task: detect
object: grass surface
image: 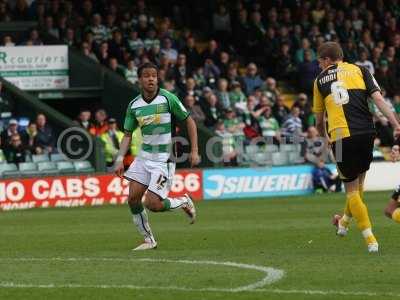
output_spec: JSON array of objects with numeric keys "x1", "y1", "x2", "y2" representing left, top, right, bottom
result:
[{"x1": 1, "y1": 191, "x2": 400, "y2": 300}]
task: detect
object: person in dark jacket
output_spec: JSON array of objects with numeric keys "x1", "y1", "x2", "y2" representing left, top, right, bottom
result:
[{"x1": 35, "y1": 113, "x2": 55, "y2": 154}]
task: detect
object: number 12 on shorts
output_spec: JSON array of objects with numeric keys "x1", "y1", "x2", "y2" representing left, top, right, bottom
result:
[{"x1": 156, "y1": 175, "x2": 168, "y2": 189}]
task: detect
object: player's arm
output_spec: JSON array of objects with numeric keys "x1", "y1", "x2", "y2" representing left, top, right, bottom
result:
[
  {"x1": 371, "y1": 91, "x2": 400, "y2": 138},
  {"x1": 185, "y1": 116, "x2": 200, "y2": 167}
]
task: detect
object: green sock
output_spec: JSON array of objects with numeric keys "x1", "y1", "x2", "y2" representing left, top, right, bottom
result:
[
  {"x1": 161, "y1": 199, "x2": 171, "y2": 211},
  {"x1": 129, "y1": 202, "x2": 144, "y2": 215}
]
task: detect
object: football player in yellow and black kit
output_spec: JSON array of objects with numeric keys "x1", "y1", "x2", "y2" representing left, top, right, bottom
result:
[
  {"x1": 384, "y1": 142, "x2": 400, "y2": 222},
  {"x1": 313, "y1": 42, "x2": 400, "y2": 253}
]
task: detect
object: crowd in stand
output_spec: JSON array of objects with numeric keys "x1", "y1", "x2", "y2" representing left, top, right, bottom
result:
[{"x1": 1, "y1": 0, "x2": 400, "y2": 173}]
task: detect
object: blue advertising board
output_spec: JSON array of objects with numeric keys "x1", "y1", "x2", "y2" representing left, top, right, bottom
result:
[{"x1": 203, "y1": 165, "x2": 336, "y2": 200}]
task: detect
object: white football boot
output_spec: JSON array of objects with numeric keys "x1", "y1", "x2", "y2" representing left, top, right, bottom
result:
[
  {"x1": 332, "y1": 214, "x2": 348, "y2": 237},
  {"x1": 182, "y1": 194, "x2": 196, "y2": 224},
  {"x1": 367, "y1": 243, "x2": 379, "y2": 253},
  {"x1": 133, "y1": 236, "x2": 157, "y2": 251}
]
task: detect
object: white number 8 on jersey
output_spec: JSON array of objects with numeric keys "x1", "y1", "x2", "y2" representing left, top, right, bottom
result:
[{"x1": 331, "y1": 81, "x2": 349, "y2": 105}]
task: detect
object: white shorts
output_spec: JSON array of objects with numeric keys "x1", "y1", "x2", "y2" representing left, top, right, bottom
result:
[{"x1": 124, "y1": 157, "x2": 175, "y2": 199}]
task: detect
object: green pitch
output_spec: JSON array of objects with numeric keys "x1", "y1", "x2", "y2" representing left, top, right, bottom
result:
[{"x1": 1, "y1": 191, "x2": 400, "y2": 300}]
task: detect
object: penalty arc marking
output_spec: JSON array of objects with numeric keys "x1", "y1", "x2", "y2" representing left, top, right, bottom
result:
[{"x1": 0, "y1": 257, "x2": 284, "y2": 292}]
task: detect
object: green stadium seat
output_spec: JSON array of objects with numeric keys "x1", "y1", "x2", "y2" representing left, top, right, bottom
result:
[
  {"x1": 73, "y1": 160, "x2": 95, "y2": 173},
  {"x1": 56, "y1": 161, "x2": 75, "y2": 174},
  {"x1": 254, "y1": 152, "x2": 272, "y2": 165},
  {"x1": 32, "y1": 154, "x2": 49, "y2": 163},
  {"x1": 37, "y1": 162, "x2": 58, "y2": 175},
  {"x1": 265, "y1": 144, "x2": 279, "y2": 153},
  {"x1": 245, "y1": 144, "x2": 259, "y2": 154},
  {"x1": 280, "y1": 144, "x2": 298, "y2": 152},
  {"x1": 271, "y1": 152, "x2": 289, "y2": 166},
  {"x1": 0, "y1": 163, "x2": 18, "y2": 177},
  {"x1": 50, "y1": 153, "x2": 65, "y2": 162},
  {"x1": 18, "y1": 162, "x2": 39, "y2": 176}
]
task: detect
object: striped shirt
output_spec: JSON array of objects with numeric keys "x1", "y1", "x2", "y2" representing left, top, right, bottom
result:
[
  {"x1": 124, "y1": 88, "x2": 189, "y2": 162},
  {"x1": 281, "y1": 115, "x2": 303, "y2": 137}
]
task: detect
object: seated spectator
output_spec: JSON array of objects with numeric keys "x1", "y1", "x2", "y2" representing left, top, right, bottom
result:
[
  {"x1": 2, "y1": 35, "x2": 15, "y2": 47},
  {"x1": 1, "y1": 119, "x2": 20, "y2": 147},
  {"x1": 215, "y1": 78, "x2": 231, "y2": 109},
  {"x1": 257, "y1": 105, "x2": 280, "y2": 144},
  {"x1": 298, "y1": 50, "x2": 320, "y2": 94},
  {"x1": 274, "y1": 43, "x2": 295, "y2": 80},
  {"x1": 343, "y1": 39, "x2": 359, "y2": 63},
  {"x1": 393, "y1": 94, "x2": 400, "y2": 117},
  {"x1": 217, "y1": 51, "x2": 230, "y2": 78},
  {"x1": 272, "y1": 95, "x2": 290, "y2": 125},
  {"x1": 161, "y1": 38, "x2": 178, "y2": 64},
  {"x1": 181, "y1": 36, "x2": 201, "y2": 69},
  {"x1": 168, "y1": 53, "x2": 191, "y2": 90},
  {"x1": 203, "y1": 59, "x2": 221, "y2": 88},
  {"x1": 229, "y1": 81, "x2": 246, "y2": 111},
  {"x1": 124, "y1": 59, "x2": 139, "y2": 85},
  {"x1": 126, "y1": 29, "x2": 144, "y2": 56},
  {"x1": 201, "y1": 40, "x2": 220, "y2": 64},
  {"x1": 215, "y1": 121, "x2": 238, "y2": 166},
  {"x1": 44, "y1": 15, "x2": 59, "y2": 39},
  {"x1": 20, "y1": 121, "x2": 38, "y2": 155},
  {"x1": 223, "y1": 108, "x2": 245, "y2": 143},
  {"x1": 281, "y1": 106, "x2": 304, "y2": 143},
  {"x1": 88, "y1": 14, "x2": 108, "y2": 45},
  {"x1": 0, "y1": 81, "x2": 12, "y2": 114},
  {"x1": 97, "y1": 41, "x2": 110, "y2": 66},
  {"x1": 293, "y1": 93, "x2": 312, "y2": 130},
  {"x1": 242, "y1": 63, "x2": 263, "y2": 95},
  {"x1": 201, "y1": 93, "x2": 222, "y2": 128},
  {"x1": 35, "y1": 113, "x2": 55, "y2": 154},
  {"x1": 355, "y1": 50, "x2": 375, "y2": 74},
  {"x1": 75, "y1": 109, "x2": 93, "y2": 131},
  {"x1": 143, "y1": 28, "x2": 160, "y2": 51},
  {"x1": 261, "y1": 77, "x2": 280, "y2": 104},
  {"x1": 305, "y1": 126, "x2": 329, "y2": 165},
  {"x1": 108, "y1": 57, "x2": 124, "y2": 77},
  {"x1": 193, "y1": 67, "x2": 207, "y2": 90},
  {"x1": 90, "y1": 109, "x2": 109, "y2": 136},
  {"x1": 0, "y1": 137, "x2": 5, "y2": 163},
  {"x1": 100, "y1": 118, "x2": 124, "y2": 170},
  {"x1": 295, "y1": 38, "x2": 316, "y2": 64},
  {"x1": 4, "y1": 133, "x2": 26, "y2": 164},
  {"x1": 26, "y1": 28, "x2": 42, "y2": 46},
  {"x1": 374, "y1": 60, "x2": 398, "y2": 96},
  {"x1": 182, "y1": 77, "x2": 200, "y2": 100},
  {"x1": 312, "y1": 160, "x2": 341, "y2": 193},
  {"x1": 81, "y1": 42, "x2": 99, "y2": 62},
  {"x1": 184, "y1": 95, "x2": 205, "y2": 124},
  {"x1": 108, "y1": 30, "x2": 125, "y2": 64},
  {"x1": 212, "y1": 4, "x2": 231, "y2": 43}
]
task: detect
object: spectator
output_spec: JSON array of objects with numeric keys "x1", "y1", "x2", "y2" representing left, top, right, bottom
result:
[
  {"x1": 295, "y1": 38, "x2": 316, "y2": 64},
  {"x1": 75, "y1": 109, "x2": 93, "y2": 131},
  {"x1": 343, "y1": 39, "x2": 359, "y2": 63},
  {"x1": 305, "y1": 126, "x2": 328, "y2": 165},
  {"x1": 126, "y1": 30, "x2": 144, "y2": 56},
  {"x1": 90, "y1": 109, "x2": 108, "y2": 136},
  {"x1": 242, "y1": 63, "x2": 263, "y2": 95},
  {"x1": 215, "y1": 78, "x2": 231, "y2": 109},
  {"x1": 355, "y1": 50, "x2": 375, "y2": 75},
  {"x1": 312, "y1": 160, "x2": 341, "y2": 193},
  {"x1": 26, "y1": 28, "x2": 42, "y2": 46},
  {"x1": 13, "y1": 0, "x2": 29, "y2": 21},
  {"x1": 81, "y1": 42, "x2": 99, "y2": 63},
  {"x1": 261, "y1": 77, "x2": 280, "y2": 104},
  {"x1": 272, "y1": 95, "x2": 290, "y2": 125},
  {"x1": 44, "y1": 15, "x2": 59, "y2": 39},
  {"x1": 212, "y1": 4, "x2": 231, "y2": 43},
  {"x1": 293, "y1": 93, "x2": 312, "y2": 130},
  {"x1": 97, "y1": 41, "x2": 110, "y2": 66},
  {"x1": 88, "y1": 14, "x2": 107, "y2": 45},
  {"x1": 184, "y1": 94, "x2": 205, "y2": 124},
  {"x1": 223, "y1": 108, "x2": 245, "y2": 143},
  {"x1": 124, "y1": 59, "x2": 139, "y2": 85},
  {"x1": 281, "y1": 106, "x2": 303, "y2": 143},
  {"x1": 63, "y1": 27, "x2": 77, "y2": 47},
  {"x1": 100, "y1": 118, "x2": 124, "y2": 170},
  {"x1": 374, "y1": 60, "x2": 397, "y2": 96},
  {"x1": 182, "y1": 36, "x2": 201, "y2": 68},
  {"x1": 1, "y1": 119, "x2": 20, "y2": 147},
  {"x1": 298, "y1": 50, "x2": 320, "y2": 94},
  {"x1": 274, "y1": 43, "x2": 295, "y2": 80},
  {"x1": 20, "y1": 121, "x2": 38, "y2": 154},
  {"x1": 161, "y1": 38, "x2": 178, "y2": 64},
  {"x1": 203, "y1": 58, "x2": 221, "y2": 88},
  {"x1": 201, "y1": 40, "x2": 220, "y2": 64},
  {"x1": 168, "y1": 53, "x2": 191, "y2": 90},
  {"x1": 108, "y1": 30, "x2": 125, "y2": 64},
  {"x1": 201, "y1": 93, "x2": 222, "y2": 128},
  {"x1": 2, "y1": 35, "x2": 15, "y2": 47},
  {"x1": 0, "y1": 81, "x2": 12, "y2": 115},
  {"x1": 257, "y1": 105, "x2": 280, "y2": 144},
  {"x1": 217, "y1": 51, "x2": 230, "y2": 78},
  {"x1": 393, "y1": 94, "x2": 400, "y2": 117},
  {"x1": 35, "y1": 113, "x2": 55, "y2": 154},
  {"x1": 143, "y1": 28, "x2": 160, "y2": 51},
  {"x1": 108, "y1": 57, "x2": 124, "y2": 77},
  {"x1": 229, "y1": 81, "x2": 246, "y2": 110},
  {"x1": 215, "y1": 120, "x2": 238, "y2": 166},
  {"x1": 4, "y1": 133, "x2": 26, "y2": 164},
  {"x1": 0, "y1": 137, "x2": 5, "y2": 163}
]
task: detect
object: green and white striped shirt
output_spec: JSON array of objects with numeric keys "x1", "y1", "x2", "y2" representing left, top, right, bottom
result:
[{"x1": 124, "y1": 88, "x2": 189, "y2": 162}]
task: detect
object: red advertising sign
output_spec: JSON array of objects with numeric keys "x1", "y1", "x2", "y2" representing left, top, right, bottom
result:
[{"x1": 0, "y1": 170, "x2": 203, "y2": 211}]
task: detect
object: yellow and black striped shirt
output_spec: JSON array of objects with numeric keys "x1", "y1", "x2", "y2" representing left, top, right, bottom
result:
[{"x1": 313, "y1": 62, "x2": 380, "y2": 141}]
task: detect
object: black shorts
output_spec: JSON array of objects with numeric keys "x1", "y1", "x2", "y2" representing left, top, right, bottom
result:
[{"x1": 331, "y1": 133, "x2": 375, "y2": 182}]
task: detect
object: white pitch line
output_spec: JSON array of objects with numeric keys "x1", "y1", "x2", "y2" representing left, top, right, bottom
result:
[{"x1": 0, "y1": 257, "x2": 284, "y2": 292}]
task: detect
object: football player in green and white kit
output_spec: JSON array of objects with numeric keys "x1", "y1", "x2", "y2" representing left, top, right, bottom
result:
[{"x1": 114, "y1": 62, "x2": 200, "y2": 250}]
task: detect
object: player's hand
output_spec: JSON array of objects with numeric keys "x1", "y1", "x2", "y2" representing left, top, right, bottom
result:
[
  {"x1": 391, "y1": 145, "x2": 400, "y2": 162},
  {"x1": 113, "y1": 161, "x2": 125, "y2": 178},
  {"x1": 188, "y1": 151, "x2": 200, "y2": 167}
]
